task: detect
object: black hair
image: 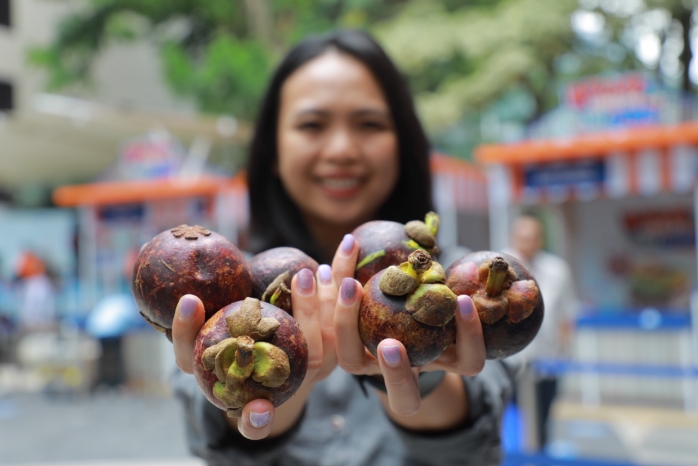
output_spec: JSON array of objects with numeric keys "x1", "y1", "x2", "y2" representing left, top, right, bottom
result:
[{"x1": 246, "y1": 29, "x2": 434, "y2": 262}]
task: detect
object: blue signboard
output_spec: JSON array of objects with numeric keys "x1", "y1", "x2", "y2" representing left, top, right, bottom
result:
[{"x1": 523, "y1": 159, "x2": 605, "y2": 189}]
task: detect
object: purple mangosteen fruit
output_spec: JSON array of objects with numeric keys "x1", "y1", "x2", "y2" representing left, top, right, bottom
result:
[
  {"x1": 248, "y1": 247, "x2": 319, "y2": 315},
  {"x1": 132, "y1": 224, "x2": 253, "y2": 340},
  {"x1": 358, "y1": 249, "x2": 457, "y2": 367},
  {"x1": 353, "y1": 211, "x2": 441, "y2": 286},
  {"x1": 193, "y1": 297, "x2": 308, "y2": 417},
  {"x1": 445, "y1": 251, "x2": 544, "y2": 360}
]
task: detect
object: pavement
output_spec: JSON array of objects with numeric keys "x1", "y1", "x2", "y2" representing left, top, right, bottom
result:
[{"x1": 0, "y1": 389, "x2": 205, "y2": 466}]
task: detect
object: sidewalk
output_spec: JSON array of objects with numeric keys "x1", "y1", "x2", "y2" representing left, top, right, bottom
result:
[{"x1": 0, "y1": 390, "x2": 203, "y2": 465}]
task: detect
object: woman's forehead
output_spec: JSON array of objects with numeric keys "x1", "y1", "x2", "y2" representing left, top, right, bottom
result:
[{"x1": 280, "y1": 52, "x2": 388, "y2": 112}]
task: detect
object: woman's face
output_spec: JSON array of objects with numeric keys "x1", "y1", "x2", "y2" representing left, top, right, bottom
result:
[{"x1": 276, "y1": 51, "x2": 399, "y2": 231}]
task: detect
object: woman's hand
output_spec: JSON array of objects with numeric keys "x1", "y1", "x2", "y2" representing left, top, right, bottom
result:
[
  {"x1": 170, "y1": 235, "x2": 359, "y2": 440},
  {"x1": 333, "y1": 236, "x2": 487, "y2": 421}
]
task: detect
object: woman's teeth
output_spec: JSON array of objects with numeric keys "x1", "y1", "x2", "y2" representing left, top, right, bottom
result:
[{"x1": 321, "y1": 178, "x2": 360, "y2": 189}]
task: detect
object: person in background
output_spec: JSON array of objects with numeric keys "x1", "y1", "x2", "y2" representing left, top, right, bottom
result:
[
  {"x1": 168, "y1": 29, "x2": 519, "y2": 466},
  {"x1": 14, "y1": 251, "x2": 57, "y2": 334},
  {"x1": 504, "y1": 213, "x2": 579, "y2": 451}
]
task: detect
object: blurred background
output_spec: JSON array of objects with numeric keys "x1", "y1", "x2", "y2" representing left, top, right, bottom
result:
[{"x1": 1, "y1": 0, "x2": 698, "y2": 465}]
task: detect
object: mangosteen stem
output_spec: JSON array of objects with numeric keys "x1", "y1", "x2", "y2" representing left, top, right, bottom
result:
[
  {"x1": 235, "y1": 336, "x2": 255, "y2": 368},
  {"x1": 408, "y1": 249, "x2": 432, "y2": 273},
  {"x1": 485, "y1": 257, "x2": 510, "y2": 297}
]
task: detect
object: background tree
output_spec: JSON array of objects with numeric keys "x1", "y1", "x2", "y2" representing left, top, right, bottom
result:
[{"x1": 31, "y1": 0, "x2": 698, "y2": 161}]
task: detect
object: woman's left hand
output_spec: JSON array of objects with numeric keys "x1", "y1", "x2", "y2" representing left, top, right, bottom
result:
[{"x1": 333, "y1": 236, "x2": 487, "y2": 417}]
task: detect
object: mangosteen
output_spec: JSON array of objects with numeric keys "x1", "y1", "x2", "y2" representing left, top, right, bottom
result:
[
  {"x1": 132, "y1": 224, "x2": 253, "y2": 340},
  {"x1": 248, "y1": 247, "x2": 319, "y2": 315},
  {"x1": 359, "y1": 250, "x2": 457, "y2": 367},
  {"x1": 353, "y1": 212, "x2": 441, "y2": 286},
  {"x1": 445, "y1": 251, "x2": 544, "y2": 360},
  {"x1": 193, "y1": 297, "x2": 308, "y2": 417}
]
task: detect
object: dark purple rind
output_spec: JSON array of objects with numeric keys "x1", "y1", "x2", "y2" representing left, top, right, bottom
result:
[
  {"x1": 445, "y1": 251, "x2": 544, "y2": 360},
  {"x1": 132, "y1": 228, "x2": 253, "y2": 331},
  {"x1": 353, "y1": 220, "x2": 439, "y2": 286},
  {"x1": 359, "y1": 269, "x2": 456, "y2": 367},
  {"x1": 193, "y1": 301, "x2": 308, "y2": 412},
  {"x1": 249, "y1": 247, "x2": 319, "y2": 300}
]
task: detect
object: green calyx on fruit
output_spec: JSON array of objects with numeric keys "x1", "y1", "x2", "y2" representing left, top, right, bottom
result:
[
  {"x1": 471, "y1": 256, "x2": 539, "y2": 325},
  {"x1": 261, "y1": 271, "x2": 292, "y2": 313},
  {"x1": 202, "y1": 298, "x2": 291, "y2": 414},
  {"x1": 404, "y1": 211, "x2": 440, "y2": 249},
  {"x1": 378, "y1": 249, "x2": 457, "y2": 327}
]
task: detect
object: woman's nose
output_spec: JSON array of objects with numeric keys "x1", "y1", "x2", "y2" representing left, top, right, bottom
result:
[{"x1": 321, "y1": 127, "x2": 359, "y2": 162}]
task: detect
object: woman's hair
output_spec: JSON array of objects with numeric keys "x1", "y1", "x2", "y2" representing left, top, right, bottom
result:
[{"x1": 246, "y1": 29, "x2": 434, "y2": 262}]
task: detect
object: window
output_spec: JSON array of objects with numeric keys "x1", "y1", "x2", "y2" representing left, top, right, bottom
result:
[
  {"x1": 0, "y1": 81, "x2": 13, "y2": 111},
  {"x1": 0, "y1": 0, "x2": 9, "y2": 28}
]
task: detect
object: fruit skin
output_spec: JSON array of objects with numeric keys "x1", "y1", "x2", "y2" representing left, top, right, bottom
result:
[
  {"x1": 248, "y1": 247, "x2": 319, "y2": 315},
  {"x1": 359, "y1": 268, "x2": 456, "y2": 367},
  {"x1": 354, "y1": 220, "x2": 439, "y2": 286},
  {"x1": 132, "y1": 225, "x2": 253, "y2": 339},
  {"x1": 193, "y1": 300, "x2": 308, "y2": 414},
  {"x1": 445, "y1": 251, "x2": 544, "y2": 360}
]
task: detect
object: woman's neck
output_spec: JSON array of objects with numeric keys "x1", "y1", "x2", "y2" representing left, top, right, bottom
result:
[{"x1": 303, "y1": 214, "x2": 367, "y2": 263}]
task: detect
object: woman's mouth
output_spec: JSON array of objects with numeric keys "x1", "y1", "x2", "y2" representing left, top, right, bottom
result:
[{"x1": 317, "y1": 177, "x2": 363, "y2": 197}]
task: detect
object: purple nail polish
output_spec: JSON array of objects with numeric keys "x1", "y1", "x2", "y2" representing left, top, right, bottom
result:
[
  {"x1": 381, "y1": 345, "x2": 401, "y2": 367},
  {"x1": 249, "y1": 411, "x2": 270, "y2": 428},
  {"x1": 340, "y1": 234, "x2": 355, "y2": 255},
  {"x1": 458, "y1": 295, "x2": 473, "y2": 318},
  {"x1": 179, "y1": 295, "x2": 197, "y2": 320},
  {"x1": 297, "y1": 268, "x2": 314, "y2": 293},
  {"x1": 340, "y1": 277, "x2": 356, "y2": 303},
  {"x1": 318, "y1": 264, "x2": 332, "y2": 285}
]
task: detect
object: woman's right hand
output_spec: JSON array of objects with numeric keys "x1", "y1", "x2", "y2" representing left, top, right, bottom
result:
[{"x1": 170, "y1": 237, "x2": 358, "y2": 440}]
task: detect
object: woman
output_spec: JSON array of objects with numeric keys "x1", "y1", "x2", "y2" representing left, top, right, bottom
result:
[{"x1": 170, "y1": 29, "x2": 517, "y2": 465}]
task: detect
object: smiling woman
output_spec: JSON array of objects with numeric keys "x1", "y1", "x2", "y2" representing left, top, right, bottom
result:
[
  {"x1": 246, "y1": 30, "x2": 433, "y2": 264},
  {"x1": 275, "y1": 51, "x2": 400, "y2": 257}
]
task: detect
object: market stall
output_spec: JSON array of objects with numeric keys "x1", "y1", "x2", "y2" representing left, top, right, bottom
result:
[{"x1": 475, "y1": 120, "x2": 698, "y2": 410}]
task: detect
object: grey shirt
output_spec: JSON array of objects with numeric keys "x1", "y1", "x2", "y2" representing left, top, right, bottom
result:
[{"x1": 171, "y1": 359, "x2": 518, "y2": 466}]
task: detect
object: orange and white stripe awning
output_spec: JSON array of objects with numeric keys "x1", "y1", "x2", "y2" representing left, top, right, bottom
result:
[
  {"x1": 430, "y1": 153, "x2": 488, "y2": 213},
  {"x1": 474, "y1": 121, "x2": 698, "y2": 204}
]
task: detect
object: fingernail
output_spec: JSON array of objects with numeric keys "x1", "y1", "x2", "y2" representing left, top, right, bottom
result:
[
  {"x1": 340, "y1": 277, "x2": 356, "y2": 304},
  {"x1": 381, "y1": 345, "x2": 401, "y2": 368},
  {"x1": 297, "y1": 268, "x2": 314, "y2": 294},
  {"x1": 318, "y1": 264, "x2": 332, "y2": 285},
  {"x1": 179, "y1": 295, "x2": 197, "y2": 321},
  {"x1": 458, "y1": 295, "x2": 473, "y2": 318},
  {"x1": 340, "y1": 234, "x2": 355, "y2": 255},
  {"x1": 249, "y1": 411, "x2": 270, "y2": 428}
]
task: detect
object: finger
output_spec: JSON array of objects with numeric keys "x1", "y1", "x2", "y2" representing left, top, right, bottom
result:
[
  {"x1": 430, "y1": 295, "x2": 486, "y2": 375},
  {"x1": 334, "y1": 277, "x2": 375, "y2": 374},
  {"x1": 291, "y1": 269, "x2": 323, "y2": 379},
  {"x1": 172, "y1": 294, "x2": 206, "y2": 373},
  {"x1": 316, "y1": 264, "x2": 337, "y2": 330},
  {"x1": 377, "y1": 339, "x2": 421, "y2": 416},
  {"x1": 237, "y1": 399, "x2": 275, "y2": 440},
  {"x1": 316, "y1": 264, "x2": 338, "y2": 372},
  {"x1": 331, "y1": 234, "x2": 359, "y2": 284}
]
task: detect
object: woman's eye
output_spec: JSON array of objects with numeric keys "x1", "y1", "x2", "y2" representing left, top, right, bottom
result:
[
  {"x1": 298, "y1": 121, "x2": 323, "y2": 131},
  {"x1": 359, "y1": 121, "x2": 387, "y2": 131}
]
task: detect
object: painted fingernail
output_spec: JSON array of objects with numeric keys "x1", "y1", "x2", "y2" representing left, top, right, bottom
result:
[
  {"x1": 249, "y1": 411, "x2": 270, "y2": 428},
  {"x1": 340, "y1": 234, "x2": 355, "y2": 255},
  {"x1": 318, "y1": 264, "x2": 332, "y2": 285},
  {"x1": 458, "y1": 295, "x2": 473, "y2": 318},
  {"x1": 340, "y1": 277, "x2": 356, "y2": 304},
  {"x1": 297, "y1": 268, "x2": 314, "y2": 294},
  {"x1": 381, "y1": 345, "x2": 401, "y2": 368},
  {"x1": 179, "y1": 295, "x2": 197, "y2": 321}
]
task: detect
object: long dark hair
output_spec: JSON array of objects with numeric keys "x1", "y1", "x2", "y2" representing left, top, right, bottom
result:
[{"x1": 247, "y1": 29, "x2": 434, "y2": 262}]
